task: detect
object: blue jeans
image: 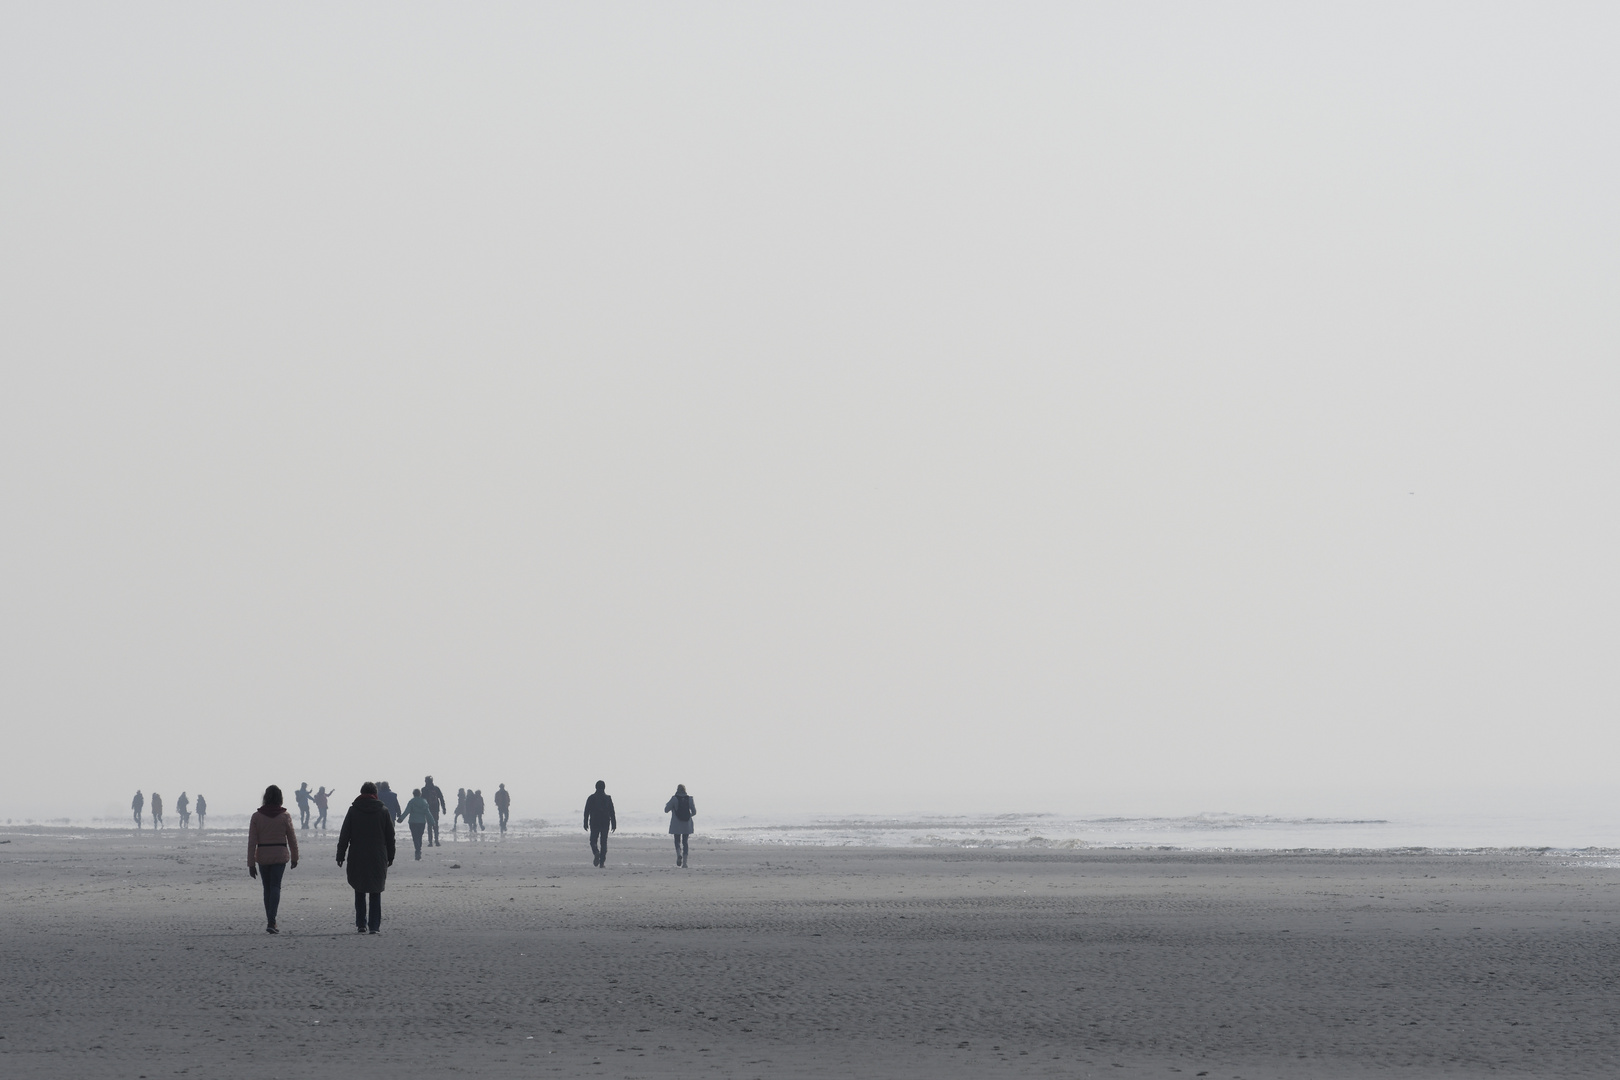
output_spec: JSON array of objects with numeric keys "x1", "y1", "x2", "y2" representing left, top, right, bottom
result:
[
  {"x1": 590, "y1": 826, "x2": 610, "y2": 865},
  {"x1": 259, "y1": 862, "x2": 286, "y2": 925},
  {"x1": 354, "y1": 890, "x2": 382, "y2": 931}
]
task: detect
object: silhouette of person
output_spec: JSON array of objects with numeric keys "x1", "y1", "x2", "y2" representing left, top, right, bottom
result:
[
  {"x1": 473, "y1": 789, "x2": 485, "y2": 833},
  {"x1": 421, "y1": 776, "x2": 446, "y2": 847},
  {"x1": 248, "y1": 784, "x2": 299, "y2": 933},
  {"x1": 665, "y1": 784, "x2": 696, "y2": 867},
  {"x1": 494, "y1": 784, "x2": 510, "y2": 834},
  {"x1": 584, "y1": 781, "x2": 616, "y2": 868},
  {"x1": 400, "y1": 788, "x2": 432, "y2": 860},
  {"x1": 377, "y1": 781, "x2": 402, "y2": 821},
  {"x1": 132, "y1": 790, "x2": 144, "y2": 829},
  {"x1": 453, "y1": 788, "x2": 466, "y2": 839},
  {"x1": 195, "y1": 794, "x2": 207, "y2": 829},
  {"x1": 151, "y1": 792, "x2": 164, "y2": 830},
  {"x1": 176, "y1": 791, "x2": 190, "y2": 828},
  {"x1": 311, "y1": 786, "x2": 330, "y2": 830},
  {"x1": 336, "y1": 781, "x2": 395, "y2": 934},
  {"x1": 294, "y1": 783, "x2": 313, "y2": 829}
]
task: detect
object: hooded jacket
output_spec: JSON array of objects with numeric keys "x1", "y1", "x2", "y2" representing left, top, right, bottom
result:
[
  {"x1": 421, "y1": 782, "x2": 446, "y2": 819},
  {"x1": 248, "y1": 806, "x2": 299, "y2": 867},
  {"x1": 336, "y1": 796, "x2": 395, "y2": 893}
]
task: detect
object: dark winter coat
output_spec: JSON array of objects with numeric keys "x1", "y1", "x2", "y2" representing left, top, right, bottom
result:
[
  {"x1": 421, "y1": 782, "x2": 446, "y2": 818},
  {"x1": 336, "y1": 796, "x2": 395, "y2": 893},
  {"x1": 584, "y1": 791, "x2": 616, "y2": 830}
]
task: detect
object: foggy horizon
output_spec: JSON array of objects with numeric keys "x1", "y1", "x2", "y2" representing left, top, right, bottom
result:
[{"x1": 5, "y1": 4, "x2": 1618, "y2": 830}]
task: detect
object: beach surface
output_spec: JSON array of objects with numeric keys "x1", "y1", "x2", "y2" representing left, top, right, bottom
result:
[{"x1": 2, "y1": 827, "x2": 1616, "y2": 1078}]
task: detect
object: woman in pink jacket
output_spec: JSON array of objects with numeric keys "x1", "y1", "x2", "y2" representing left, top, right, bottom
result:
[{"x1": 247, "y1": 785, "x2": 300, "y2": 934}]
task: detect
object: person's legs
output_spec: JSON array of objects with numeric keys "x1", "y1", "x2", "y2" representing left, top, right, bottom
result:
[
  {"x1": 680, "y1": 833, "x2": 689, "y2": 865},
  {"x1": 590, "y1": 826, "x2": 608, "y2": 866},
  {"x1": 410, "y1": 822, "x2": 425, "y2": 859},
  {"x1": 427, "y1": 815, "x2": 439, "y2": 846},
  {"x1": 673, "y1": 834, "x2": 682, "y2": 865},
  {"x1": 260, "y1": 862, "x2": 286, "y2": 928},
  {"x1": 367, "y1": 892, "x2": 382, "y2": 933},
  {"x1": 499, "y1": 809, "x2": 508, "y2": 834},
  {"x1": 354, "y1": 889, "x2": 367, "y2": 931}
]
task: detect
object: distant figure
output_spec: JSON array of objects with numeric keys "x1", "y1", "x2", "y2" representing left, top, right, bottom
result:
[
  {"x1": 400, "y1": 787, "x2": 432, "y2": 860},
  {"x1": 336, "y1": 781, "x2": 395, "y2": 934},
  {"x1": 421, "y1": 776, "x2": 446, "y2": 847},
  {"x1": 195, "y1": 794, "x2": 207, "y2": 829},
  {"x1": 584, "y1": 781, "x2": 616, "y2": 868},
  {"x1": 665, "y1": 784, "x2": 697, "y2": 867},
  {"x1": 132, "y1": 790, "x2": 144, "y2": 829},
  {"x1": 311, "y1": 786, "x2": 330, "y2": 830},
  {"x1": 294, "y1": 783, "x2": 313, "y2": 829},
  {"x1": 473, "y1": 789, "x2": 485, "y2": 832},
  {"x1": 151, "y1": 792, "x2": 164, "y2": 830},
  {"x1": 494, "y1": 784, "x2": 510, "y2": 834},
  {"x1": 247, "y1": 784, "x2": 299, "y2": 934},
  {"x1": 453, "y1": 788, "x2": 466, "y2": 838},
  {"x1": 176, "y1": 792, "x2": 190, "y2": 828},
  {"x1": 378, "y1": 781, "x2": 402, "y2": 821}
]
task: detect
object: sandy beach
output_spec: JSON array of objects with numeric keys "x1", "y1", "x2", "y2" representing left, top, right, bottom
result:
[{"x1": 2, "y1": 827, "x2": 1616, "y2": 1079}]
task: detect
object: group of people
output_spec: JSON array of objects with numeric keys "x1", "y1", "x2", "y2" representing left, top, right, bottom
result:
[
  {"x1": 135, "y1": 777, "x2": 511, "y2": 843},
  {"x1": 244, "y1": 779, "x2": 698, "y2": 934},
  {"x1": 131, "y1": 790, "x2": 205, "y2": 829}
]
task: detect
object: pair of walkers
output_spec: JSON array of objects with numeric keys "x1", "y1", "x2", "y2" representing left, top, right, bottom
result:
[
  {"x1": 582, "y1": 781, "x2": 697, "y2": 867},
  {"x1": 247, "y1": 781, "x2": 395, "y2": 934},
  {"x1": 132, "y1": 790, "x2": 165, "y2": 829}
]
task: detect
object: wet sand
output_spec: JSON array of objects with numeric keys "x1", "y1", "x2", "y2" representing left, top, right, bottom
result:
[{"x1": 1, "y1": 827, "x2": 1616, "y2": 1078}]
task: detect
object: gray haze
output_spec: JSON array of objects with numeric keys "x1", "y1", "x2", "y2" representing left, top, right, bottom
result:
[{"x1": 3, "y1": 4, "x2": 1617, "y2": 824}]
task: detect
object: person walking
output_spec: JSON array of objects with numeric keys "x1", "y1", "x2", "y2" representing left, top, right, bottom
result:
[
  {"x1": 311, "y1": 786, "x2": 330, "y2": 830},
  {"x1": 494, "y1": 784, "x2": 510, "y2": 835},
  {"x1": 453, "y1": 788, "x2": 466, "y2": 839},
  {"x1": 294, "y1": 783, "x2": 313, "y2": 829},
  {"x1": 247, "y1": 785, "x2": 299, "y2": 933},
  {"x1": 195, "y1": 794, "x2": 207, "y2": 829},
  {"x1": 176, "y1": 791, "x2": 190, "y2": 828},
  {"x1": 336, "y1": 782, "x2": 395, "y2": 934},
  {"x1": 150, "y1": 791, "x2": 164, "y2": 830},
  {"x1": 473, "y1": 789, "x2": 486, "y2": 833},
  {"x1": 421, "y1": 776, "x2": 446, "y2": 847},
  {"x1": 665, "y1": 784, "x2": 697, "y2": 867},
  {"x1": 132, "y1": 790, "x2": 144, "y2": 829},
  {"x1": 583, "y1": 781, "x2": 616, "y2": 868},
  {"x1": 400, "y1": 787, "x2": 432, "y2": 860},
  {"x1": 377, "y1": 781, "x2": 402, "y2": 821}
]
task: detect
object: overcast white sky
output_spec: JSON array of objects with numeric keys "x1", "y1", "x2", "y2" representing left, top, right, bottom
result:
[{"x1": 3, "y1": 3, "x2": 1617, "y2": 823}]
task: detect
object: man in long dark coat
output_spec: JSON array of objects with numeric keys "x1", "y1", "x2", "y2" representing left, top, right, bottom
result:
[{"x1": 336, "y1": 781, "x2": 395, "y2": 934}]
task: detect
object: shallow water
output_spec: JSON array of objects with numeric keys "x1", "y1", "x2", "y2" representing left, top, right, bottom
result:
[{"x1": 44, "y1": 805, "x2": 1619, "y2": 853}]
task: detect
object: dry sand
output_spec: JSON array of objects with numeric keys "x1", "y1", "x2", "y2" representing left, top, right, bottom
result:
[{"x1": 2, "y1": 827, "x2": 1616, "y2": 1078}]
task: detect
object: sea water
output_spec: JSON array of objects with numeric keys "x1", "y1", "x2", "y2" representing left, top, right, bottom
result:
[{"x1": 33, "y1": 805, "x2": 1620, "y2": 853}]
